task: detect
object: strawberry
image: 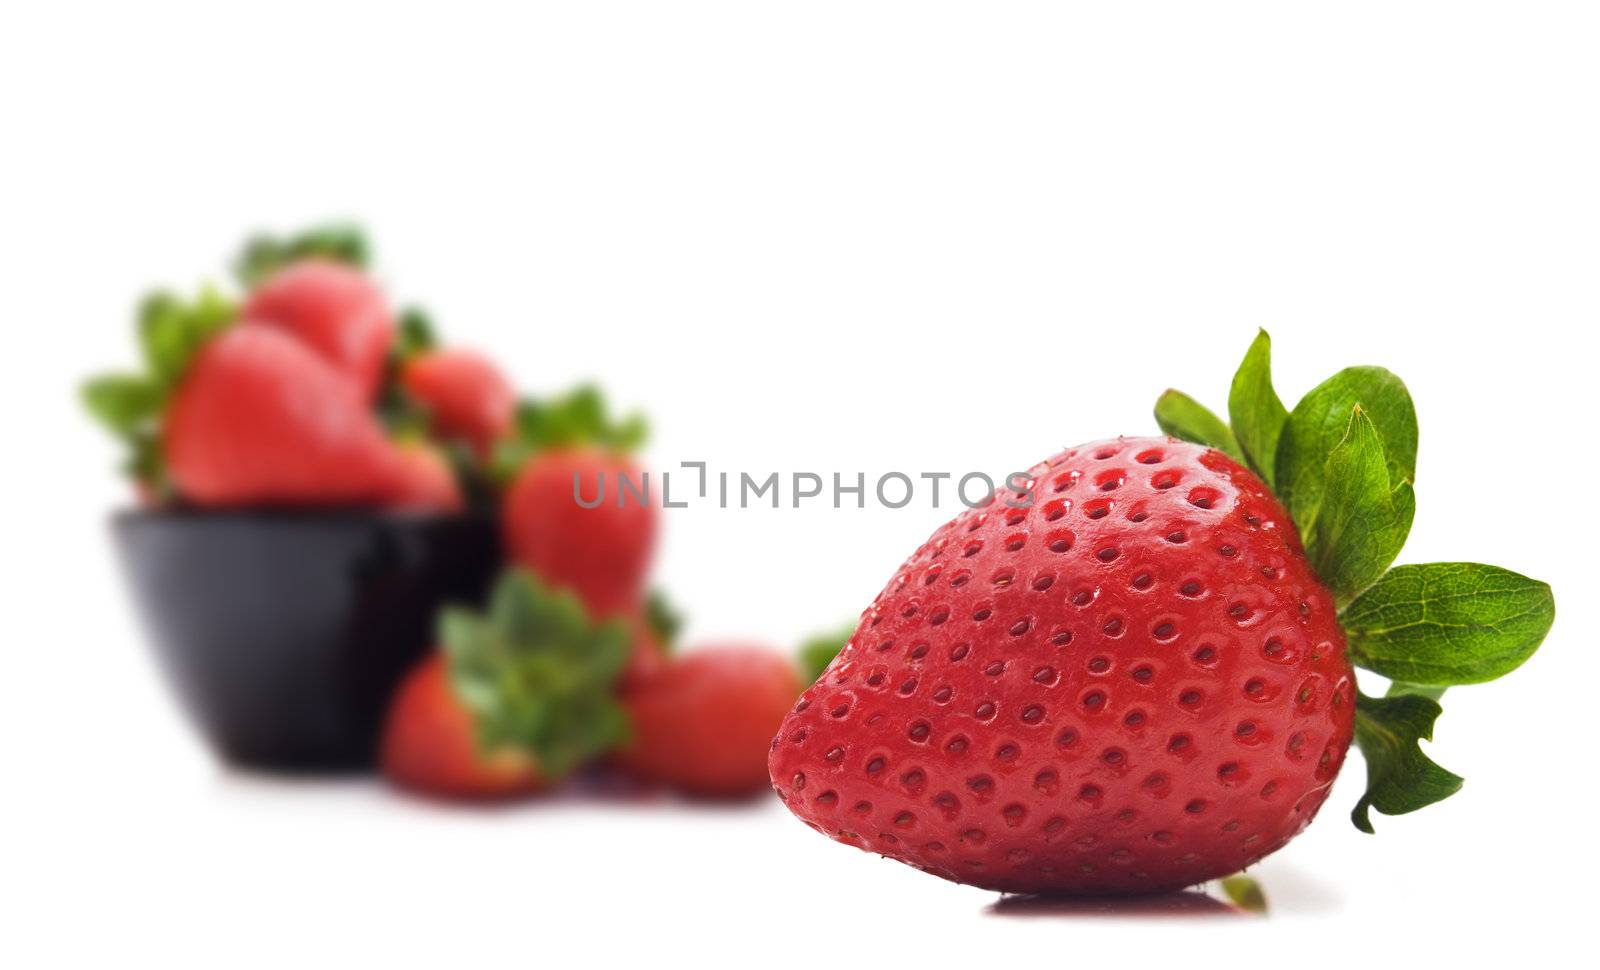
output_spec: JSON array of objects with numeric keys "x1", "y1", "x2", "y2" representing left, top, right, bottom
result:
[
  {"x1": 381, "y1": 653, "x2": 545, "y2": 800},
  {"x1": 500, "y1": 386, "x2": 653, "y2": 619},
  {"x1": 385, "y1": 440, "x2": 464, "y2": 513},
  {"x1": 162, "y1": 326, "x2": 403, "y2": 507},
  {"x1": 240, "y1": 259, "x2": 394, "y2": 401},
  {"x1": 381, "y1": 570, "x2": 631, "y2": 800},
  {"x1": 622, "y1": 646, "x2": 802, "y2": 798},
  {"x1": 771, "y1": 331, "x2": 1554, "y2": 895},
  {"x1": 402, "y1": 349, "x2": 516, "y2": 459}
]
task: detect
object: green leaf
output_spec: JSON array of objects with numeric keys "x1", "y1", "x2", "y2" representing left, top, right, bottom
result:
[
  {"x1": 1351, "y1": 691, "x2": 1463, "y2": 833},
  {"x1": 495, "y1": 384, "x2": 649, "y2": 478},
  {"x1": 1227, "y1": 329, "x2": 1289, "y2": 485},
  {"x1": 1341, "y1": 563, "x2": 1554, "y2": 686},
  {"x1": 643, "y1": 590, "x2": 684, "y2": 652},
  {"x1": 1153, "y1": 389, "x2": 1244, "y2": 461},
  {"x1": 1309, "y1": 407, "x2": 1414, "y2": 604},
  {"x1": 137, "y1": 286, "x2": 236, "y2": 389},
  {"x1": 1275, "y1": 365, "x2": 1417, "y2": 536},
  {"x1": 442, "y1": 570, "x2": 632, "y2": 779},
  {"x1": 235, "y1": 222, "x2": 370, "y2": 287},
  {"x1": 1385, "y1": 681, "x2": 1447, "y2": 701},
  {"x1": 797, "y1": 623, "x2": 856, "y2": 683},
  {"x1": 81, "y1": 374, "x2": 162, "y2": 437},
  {"x1": 395, "y1": 306, "x2": 439, "y2": 360},
  {"x1": 1219, "y1": 874, "x2": 1268, "y2": 914}
]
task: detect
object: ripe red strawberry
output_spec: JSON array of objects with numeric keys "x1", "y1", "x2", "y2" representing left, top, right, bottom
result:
[
  {"x1": 240, "y1": 259, "x2": 394, "y2": 401},
  {"x1": 381, "y1": 571, "x2": 632, "y2": 801},
  {"x1": 770, "y1": 440, "x2": 1352, "y2": 892},
  {"x1": 162, "y1": 326, "x2": 402, "y2": 506},
  {"x1": 401, "y1": 349, "x2": 516, "y2": 458},
  {"x1": 499, "y1": 386, "x2": 654, "y2": 618},
  {"x1": 505, "y1": 448, "x2": 656, "y2": 619},
  {"x1": 771, "y1": 331, "x2": 1554, "y2": 896},
  {"x1": 381, "y1": 653, "x2": 545, "y2": 800},
  {"x1": 384, "y1": 441, "x2": 464, "y2": 513},
  {"x1": 623, "y1": 646, "x2": 802, "y2": 798}
]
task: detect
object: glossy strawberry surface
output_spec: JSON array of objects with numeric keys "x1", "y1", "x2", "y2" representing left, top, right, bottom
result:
[
  {"x1": 769, "y1": 438, "x2": 1354, "y2": 894},
  {"x1": 162, "y1": 327, "x2": 402, "y2": 507},
  {"x1": 240, "y1": 259, "x2": 394, "y2": 401}
]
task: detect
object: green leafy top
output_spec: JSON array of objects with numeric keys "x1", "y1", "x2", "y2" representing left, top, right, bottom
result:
[
  {"x1": 442, "y1": 570, "x2": 632, "y2": 779},
  {"x1": 82, "y1": 286, "x2": 239, "y2": 488},
  {"x1": 642, "y1": 589, "x2": 685, "y2": 652},
  {"x1": 494, "y1": 384, "x2": 648, "y2": 478},
  {"x1": 797, "y1": 624, "x2": 856, "y2": 683},
  {"x1": 234, "y1": 222, "x2": 369, "y2": 287},
  {"x1": 1156, "y1": 330, "x2": 1554, "y2": 833}
]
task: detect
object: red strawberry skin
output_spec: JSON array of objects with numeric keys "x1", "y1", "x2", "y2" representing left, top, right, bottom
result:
[
  {"x1": 503, "y1": 449, "x2": 656, "y2": 618},
  {"x1": 401, "y1": 349, "x2": 516, "y2": 458},
  {"x1": 162, "y1": 327, "x2": 402, "y2": 507},
  {"x1": 240, "y1": 259, "x2": 394, "y2": 401},
  {"x1": 769, "y1": 438, "x2": 1354, "y2": 894},
  {"x1": 381, "y1": 653, "x2": 544, "y2": 800},
  {"x1": 384, "y1": 442, "x2": 464, "y2": 513},
  {"x1": 622, "y1": 646, "x2": 801, "y2": 797}
]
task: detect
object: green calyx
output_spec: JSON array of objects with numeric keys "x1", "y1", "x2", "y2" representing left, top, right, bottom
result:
[
  {"x1": 1157, "y1": 329, "x2": 1555, "y2": 833},
  {"x1": 797, "y1": 623, "x2": 855, "y2": 683},
  {"x1": 234, "y1": 222, "x2": 369, "y2": 287},
  {"x1": 642, "y1": 589, "x2": 685, "y2": 653},
  {"x1": 82, "y1": 285, "x2": 239, "y2": 490},
  {"x1": 441, "y1": 570, "x2": 633, "y2": 780},
  {"x1": 493, "y1": 384, "x2": 649, "y2": 479}
]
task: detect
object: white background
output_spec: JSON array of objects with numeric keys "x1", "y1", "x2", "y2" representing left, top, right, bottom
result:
[{"x1": 3, "y1": 1, "x2": 1596, "y2": 966}]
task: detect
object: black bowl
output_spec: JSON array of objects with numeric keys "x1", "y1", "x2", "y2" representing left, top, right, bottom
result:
[{"x1": 113, "y1": 509, "x2": 501, "y2": 773}]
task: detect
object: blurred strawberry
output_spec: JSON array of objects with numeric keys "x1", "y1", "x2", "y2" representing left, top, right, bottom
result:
[
  {"x1": 401, "y1": 348, "x2": 516, "y2": 459},
  {"x1": 380, "y1": 571, "x2": 632, "y2": 801},
  {"x1": 385, "y1": 440, "x2": 464, "y2": 513},
  {"x1": 381, "y1": 654, "x2": 544, "y2": 800},
  {"x1": 241, "y1": 259, "x2": 394, "y2": 401},
  {"x1": 620, "y1": 646, "x2": 802, "y2": 798},
  {"x1": 500, "y1": 386, "x2": 653, "y2": 618},
  {"x1": 82, "y1": 286, "x2": 238, "y2": 499},
  {"x1": 162, "y1": 326, "x2": 402, "y2": 506}
]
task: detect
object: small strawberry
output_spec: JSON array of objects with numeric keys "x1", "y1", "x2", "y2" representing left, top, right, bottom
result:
[
  {"x1": 162, "y1": 326, "x2": 402, "y2": 506},
  {"x1": 622, "y1": 646, "x2": 802, "y2": 798},
  {"x1": 240, "y1": 259, "x2": 394, "y2": 401},
  {"x1": 385, "y1": 440, "x2": 464, "y2": 513},
  {"x1": 380, "y1": 570, "x2": 632, "y2": 801},
  {"x1": 381, "y1": 653, "x2": 544, "y2": 800},
  {"x1": 500, "y1": 386, "x2": 653, "y2": 619},
  {"x1": 401, "y1": 349, "x2": 516, "y2": 459},
  {"x1": 771, "y1": 331, "x2": 1553, "y2": 895}
]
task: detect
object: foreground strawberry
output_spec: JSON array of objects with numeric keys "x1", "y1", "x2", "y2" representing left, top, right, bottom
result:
[
  {"x1": 501, "y1": 386, "x2": 654, "y2": 618},
  {"x1": 240, "y1": 259, "x2": 394, "y2": 401},
  {"x1": 162, "y1": 326, "x2": 403, "y2": 506},
  {"x1": 770, "y1": 331, "x2": 1554, "y2": 895},
  {"x1": 622, "y1": 646, "x2": 802, "y2": 798},
  {"x1": 381, "y1": 570, "x2": 631, "y2": 801}
]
